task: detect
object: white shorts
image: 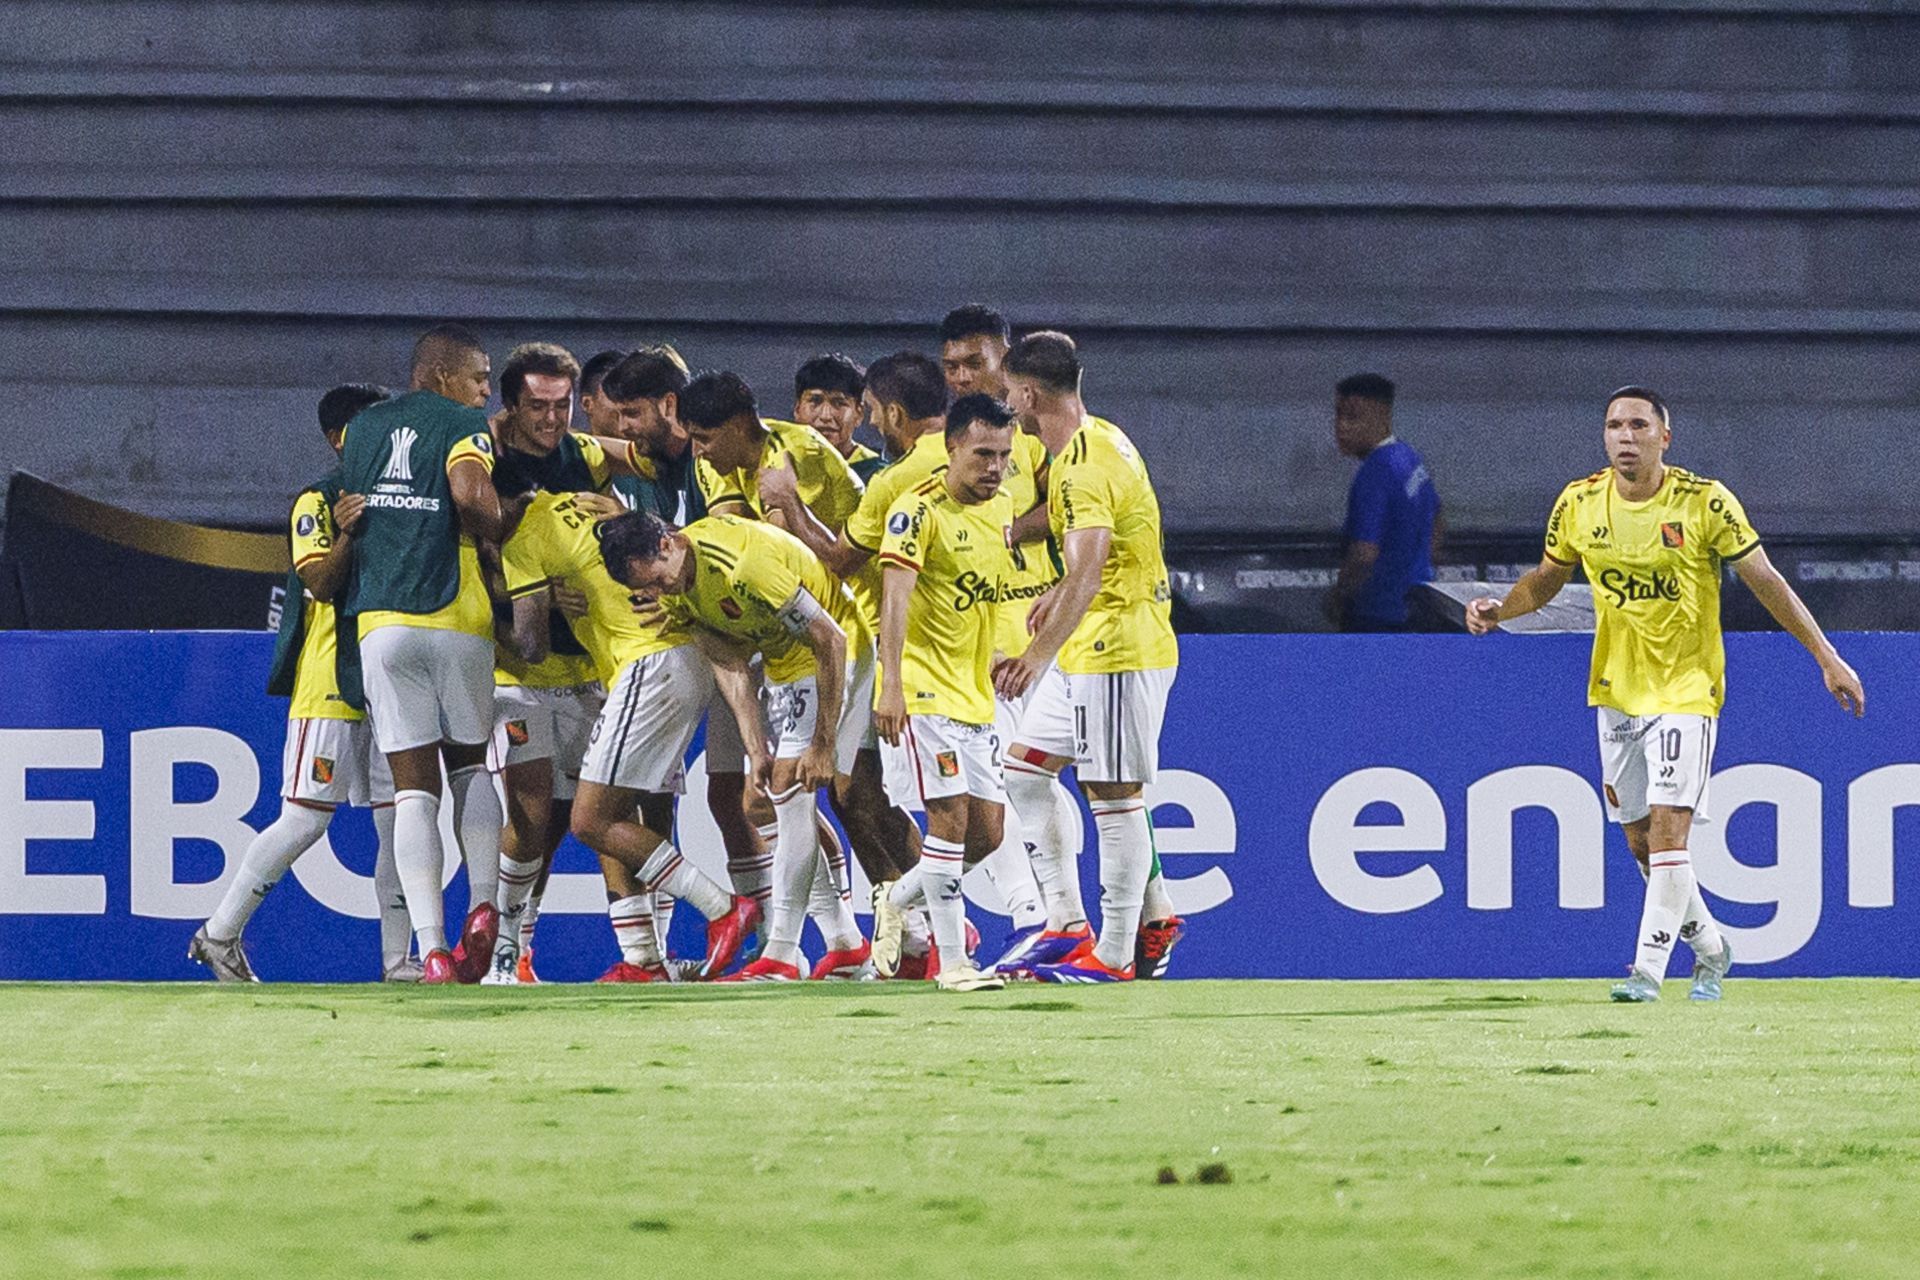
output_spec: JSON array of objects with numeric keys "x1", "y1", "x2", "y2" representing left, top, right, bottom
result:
[
  {"x1": 884, "y1": 714, "x2": 1006, "y2": 807},
  {"x1": 1013, "y1": 665, "x2": 1175, "y2": 785},
  {"x1": 766, "y1": 645, "x2": 876, "y2": 776},
  {"x1": 489, "y1": 681, "x2": 605, "y2": 801},
  {"x1": 580, "y1": 645, "x2": 714, "y2": 794},
  {"x1": 1597, "y1": 708, "x2": 1717, "y2": 825},
  {"x1": 359, "y1": 625, "x2": 496, "y2": 753},
  {"x1": 281, "y1": 716, "x2": 393, "y2": 808}
]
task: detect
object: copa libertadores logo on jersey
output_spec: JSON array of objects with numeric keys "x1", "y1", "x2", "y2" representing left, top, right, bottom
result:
[{"x1": 380, "y1": 427, "x2": 417, "y2": 483}]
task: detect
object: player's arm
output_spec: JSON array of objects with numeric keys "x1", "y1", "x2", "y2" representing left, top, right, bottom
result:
[
  {"x1": 1011, "y1": 448, "x2": 1051, "y2": 544},
  {"x1": 1325, "y1": 540, "x2": 1382, "y2": 625},
  {"x1": 295, "y1": 491, "x2": 362, "y2": 604},
  {"x1": 1465, "y1": 556, "x2": 1574, "y2": 635},
  {"x1": 509, "y1": 584, "x2": 553, "y2": 665},
  {"x1": 874, "y1": 564, "x2": 917, "y2": 747},
  {"x1": 1733, "y1": 547, "x2": 1865, "y2": 716},
  {"x1": 449, "y1": 444, "x2": 527, "y2": 544},
  {"x1": 759, "y1": 458, "x2": 869, "y2": 576},
  {"x1": 779, "y1": 587, "x2": 847, "y2": 790}
]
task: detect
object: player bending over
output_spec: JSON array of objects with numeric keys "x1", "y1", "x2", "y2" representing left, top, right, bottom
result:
[{"x1": 1468, "y1": 386, "x2": 1863, "y2": 1002}]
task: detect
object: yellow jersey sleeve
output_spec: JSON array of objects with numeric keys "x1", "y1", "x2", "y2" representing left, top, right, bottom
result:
[
  {"x1": 1543, "y1": 480, "x2": 1586, "y2": 565},
  {"x1": 697, "y1": 458, "x2": 748, "y2": 509},
  {"x1": 1703, "y1": 481, "x2": 1760, "y2": 561},
  {"x1": 1053, "y1": 448, "x2": 1114, "y2": 535},
  {"x1": 289, "y1": 489, "x2": 334, "y2": 571},
  {"x1": 572, "y1": 433, "x2": 613, "y2": 490},
  {"x1": 730, "y1": 538, "x2": 806, "y2": 615},
  {"x1": 501, "y1": 505, "x2": 557, "y2": 599},
  {"x1": 447, "y1": 432, "x2": 496, "y2": 476},
  {"x1": 878, "y1": 492, "x2": 930, "y2": 573}
]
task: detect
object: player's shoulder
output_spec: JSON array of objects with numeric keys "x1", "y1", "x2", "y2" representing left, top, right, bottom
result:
[
  {"x1": 1665, "y1": 466, "x2": 1731, "y2": 501},
  {"x1": 1558, "y1": 469, "x2": 1611, "y2": 502}
]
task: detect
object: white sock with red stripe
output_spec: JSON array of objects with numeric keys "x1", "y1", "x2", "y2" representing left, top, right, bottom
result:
[
  {"x1": 732, "y1": 824, "x2": 777, "y2": 920},
  {"x1": 391, "y1": 789, "x2": 449, "y2": 955},
  {"x1": 205, "y1": 801, "x2": 335, "y2": 942},
  {"x1": 637, "y1": 840, "x2": 731, "y2": 919},
  {"x1": 608, "y1": 893, "x2": 662, "y2": 967},
  {"x1": 521, "y1": 892, "x2": 542, "y2": 955},
  {"x1": 652, "y1": 893, "x2": 677, "y2": 956},
  {"x1": 1636, "y1": 857, "x2": 1726, "y2": 965},
  {"x1": 371, "y1": 804, "x2": 409, "y2": 969},
  {"x1": 981, "y1": 823, "x2": 1048, "y2": 930},
  {"x1": 1633, "y1": 850, "x2": 1694, "y2": 980},
  {"x1": 767, "y1": 789, "x2": 819, "y2": 968},
  {"x1": 1088, "y1": 796, "x2": 1151, "y2": 971},
  {"x1": 809, "y1": 828, "x2": 863, "y2": 952},
  {"x1": 446, "y1": 765, "x2": 501, "y2": 914},
  {"x1": 917, "y1": 836, "x2": 968, "y2": 964},
  {"x1": 495, "y1": 854, "x2": 543, "y2": 945},
  {"x1": 1005, "y1": 761, "x2": 1086, "y2": 930}
]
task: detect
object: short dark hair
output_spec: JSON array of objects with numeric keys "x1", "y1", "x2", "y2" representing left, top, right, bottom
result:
[
  {"x1": 499, "y1": 342, "x2": 581, "y2": 407},
  {"x1": 1003, "y1": 331, "x2": 1081, "y2": 395},
  {"x1": 602, "y1": 345, "x2": 692, "y2": 404},
  {"x1": 794, "y1": 353, "x2": 866, "y2": 401},
  {"x1": 410, "y1": 322, "x2": 484, "y2": 378},
  {"x1": 677, "y1": 370, "x2": 759, "y2": 431},
  {"x1": 863, "y1": 351, "x2": 949, "y2": 420},
  {"x1": 579, "y1": 349, "x2": 627, "y2": 398},
  {"x1": 1607, "y1": 385, "x2": 1670, "y2": 427},
  {"x1": 939, "y1": 304, "x2": 1010, "y2": 346},
  {"x1": 596, "y1": 511, "x2": 671, "y2": 584},
  {"x1": 944, "y1": 393, "x2": 1017, "y2": 444},
  {"x1": 317, "y1": 383, "x2": 392, "y2": 436},
  {"x1": 1336, "y1": 372, "x2": 1395, "y2": 406}
]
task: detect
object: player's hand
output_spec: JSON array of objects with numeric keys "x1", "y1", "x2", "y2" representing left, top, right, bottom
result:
[
  {"x1": 757, "y1": 454, "x2": 801, "y2": 512},
  {"x1": 874, "y1": 686, "x2": 908, "y2": 747},
  {"x1": 331, "y1": 492, "x2": 366, "y2": 536},
  {"x1": 1026, "y1": 588, "x2": 1060, "y2": 637},
  {"x1": 1822, "y1": 655, "x2": 1866, "y2": 717},
  {"x1": 797, "y1": 742, "x2": 836, "y2": 792},
  {"x1": 628, "y1": 593, "x2": 668, "y2": 628},
  {"x1": 572, "y1": 491, "x2": 626, "y2": 522},
  {"x1": 747, "y1": 741, "x2": 775, "y2": 795},
  {"x1": 1465, "y1": 597, "x2": 1503, "y2": 636},
  {"x1": 994, "y1": 653, "x2": 1042, "y2": 702},
  {"x1": 550, "y1": 583, "x2": 589, "y2": 619}
]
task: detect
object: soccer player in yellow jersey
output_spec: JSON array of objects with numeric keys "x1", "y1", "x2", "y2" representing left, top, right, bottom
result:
[
  {"x1": 995, "y1": 332, "x2": 1182, "y2": 983},
  {"x1": 1468, "y1": 387, "x2": 1864, "y2": 1002},
  {"x1": 939, "y1": 303, "x2": 1011, "y2": 400},
  {"x1": 502, "y1": 492, "x2": 758, "y2": 983},
  {"x1": 868, "y1": 402, "x2": 1020, "y2": 992},
  {"x1": 192, "y1": 384, "x2": 406, "y2": 982},
  {"x1": 793, "y1": 353, "x2": 882, "y2": 480},
  {"x1": 602, "y1": 512, "x2": 874, "y2": 981}
]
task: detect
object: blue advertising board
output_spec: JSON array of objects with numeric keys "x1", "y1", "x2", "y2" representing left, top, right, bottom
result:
[{"x1": 2, "y1": 631, "x2": 1916, "y2": 981}]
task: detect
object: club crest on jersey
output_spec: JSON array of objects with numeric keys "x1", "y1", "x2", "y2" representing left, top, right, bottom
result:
[
  {"x1": 295, "y1": 514, "x2": 317, "y2": 538},
  {"x1": 720, "y1": 597, "x2": 743, "y2": 620},
  {"x1": 505, "y1": 719, "x2": 530, "y2": 746},
  {"x1": 1661, "y1": 522, "x2": 1685, "y2": 548},
  {"x1": 311, "y1": 757, "x2": 335, "y2": 785},
  {"x1": 936, "y1": 751, "x2": 960, "y2": 778},
  {"x1": 887, "y1": 511, "x2": 911, "y2": 536}
]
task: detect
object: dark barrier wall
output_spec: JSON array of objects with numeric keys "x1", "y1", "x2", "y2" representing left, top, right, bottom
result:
[
  {"x1": 1, "y1": 2, "x2": 1917, "y2": 537},
  {"x1": 3, "y1": 631, "x2": 1917, "y2": 981}
]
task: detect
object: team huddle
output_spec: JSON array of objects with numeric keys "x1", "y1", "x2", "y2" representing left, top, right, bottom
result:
[
  {"x1": 185, "y1": 303, "x2": 1867, "y2": 999},
  {"x1": 189, "y1": 307, "x2": 1183, "y2": 989}
]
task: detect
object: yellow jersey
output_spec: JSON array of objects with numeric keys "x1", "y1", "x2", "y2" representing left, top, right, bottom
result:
[
  {"x1": 879, "y1": 476, "x2": 1014, "y2": 725},
  {"x1": 847, "y1": 429, "x2": 1054, "y2": 657},
  {"x1": 1048, "y1": 416, "x2": 1178, "y2": 674},
  {"x1": 673, "y1": 514, "x2": 870, "y2": 685},
  {"x1": 845, "y1": 441, "x2": 880, "y2": 469},
  {"x1": 287, "y1": 489, "x2": 362, "y2": 722},
  {"x1": 1544, "y1": 466, "x2": 1759, "y2": 718},
  {"x1": 501, "y1": 492, "x2": 690, "y2": 687},
  {"x1": 358, "y1": 432, "x2": 496, "y2": 641}
]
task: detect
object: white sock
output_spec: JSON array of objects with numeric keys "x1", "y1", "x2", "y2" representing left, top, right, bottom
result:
[
  {"x1": 917, "y1": 835, "x2": 968, "y2": 964},
  {"x1": 1633, "y1": 850, "x2": 1695, "y2": 980},
  {"x1": 652, "y1": 892, "x2": 677, "y2": 955},
  {"x1": 392, "y1": 789, "x2": 449, "y2": 954},
  {"x1": 767, "y1": 789, "x2": 820, "y2": 968},
  {"x1": 1089, "y1": 796, "x2": 1152, "y2": 971},
  {"x1": 371, "y1": 804, "x2": 409, "y2": 969},
  {"x1": 981, "y1": 824, "x2": 1047, "y2": 930},
  {"x1": 608, "y1": 894, "x2": 662, "y2": 968},
  {"x1": 1006, "y1": 762, "x2": 1085, "y2": 929},
  {"x1": 522, "y1": 892, "x2": 542, "y2": 955},
  {"x1": 205, "y1": 802, "x2": 334, "y2": 941},
  {"x1": 1143, "y1": 872, "x2": 1174, "y2": 924},
  {"x1": 808, "y1": 827, "x2": 862, "y2": 952},
  {"x1": 1637, "y1": 860, "x2": 1726, "y2": 962},
  {"x1": 447, "y1": 765, "x2": 502, "y2": 914},
  {"x1": 731, "y1": 824, "x2": 777, "y2": 919},
  {"x1": 495, "y1": 854, "x2": 543, "y2": 947},
  {"x1": 637, "y1": 840, "x2": 732, "y2": 919},
  {"x1": 888, "y1": 873, "x2": 926, "y2": 913}
]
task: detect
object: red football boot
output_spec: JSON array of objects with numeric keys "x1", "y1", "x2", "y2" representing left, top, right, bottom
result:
[
  {"x1": 420, "y1": 949, "x2": 458, "y2": 985},
  {"x1": 595, "y1": 960, "x2": 672, "y2": 983},
  {"x1": 893, "y1": 950, "x2": 930, "y2": 981},
  {"x1": 700, "y1": 896, "x2": 760, "y2": 979},
  {"x1": 811, "y1": 939, "x2": 874, "y2": 980},
  {"x1": 451, "y1": 903, "x2": 499, "y2": 984},
  {"x1": 1135, "y1": 916, "x2": 1187, "y2": 980},
  {"x1": 718, "y1": 956, "x2": 803, "y2": 983},
  {"x1": 515, "y1": 946, "x2": 539, "y2": 985}
]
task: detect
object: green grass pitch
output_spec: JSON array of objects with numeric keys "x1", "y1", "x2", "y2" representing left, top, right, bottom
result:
[{"x1": 5, "y1": 979, "x2": 1916, "y2": 1279}]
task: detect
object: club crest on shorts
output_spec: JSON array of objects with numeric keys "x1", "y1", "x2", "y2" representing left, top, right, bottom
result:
[
  {"x1": 505, "y1": 719, "x2": 530, "y2": 746},
  {"x1": 311, "y1": 756, "x2": 335, "y2": 785},
  {"x1": 720, "y1": 597, "x2": 743, "y2": 619},
  {"x1": 936, "y1": 750, "x2": 960, "y2": 778},
  {"x1": 1661, "y1": 522, "x2": 1685, "y2": 548}
]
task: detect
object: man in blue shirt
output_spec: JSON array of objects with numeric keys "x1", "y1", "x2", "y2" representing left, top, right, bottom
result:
[{"x1": 1326, "y1": 372, "x2": 1443, "y2": 631}]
